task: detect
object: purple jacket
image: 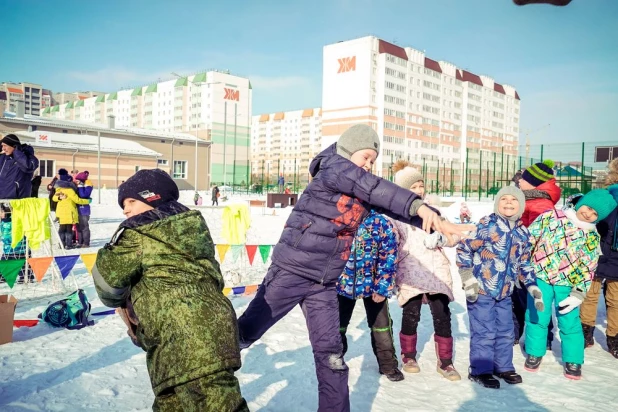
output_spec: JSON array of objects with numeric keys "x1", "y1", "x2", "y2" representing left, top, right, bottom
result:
[
  {"x1": 0, "y1": 147, "x2": 39, "y2": 199},
  {"x1": 271, "y1": 143, "x2": 424, "y2": 285},
  {"x1": 77, "y1": 181, "x2": 94, "y2": 215}
]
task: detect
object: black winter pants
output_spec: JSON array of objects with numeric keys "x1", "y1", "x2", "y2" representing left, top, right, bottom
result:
[
  {"x1": 77, "y1": 215, "x2": 90, "y2": 247},
  {"x1": 58, "y1": 224, "x2": 73, "y2": 248},
  {"x1": 338, "y1": 295, "x2": 398, "y2": 373},
  {"x1": 401, "y1": 293, "x2": 452, "y2": 338}
]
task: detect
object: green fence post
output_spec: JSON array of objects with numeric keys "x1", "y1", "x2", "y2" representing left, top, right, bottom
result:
[
  {"x1": 540, "y1": 144, "x2": 544, "y2": 162},
  {"x1": 478, "y1": 150, "x2": 483, "y2": 201},
  {"x1": 581, "y1": 142, "x2": 585, "y2": 193},
  {"x1": 464, "y1": 148, "x2": 469, "y2": 200},
  {"x1": 450, "y1": 159, "x2": 454, "y2": 197},
  {"x1": 506, "y1": 154, "x2": 510, "y2": 190},
  {"x1": 500, "y1": 147, "x2": 504, "y2": 192},
  {"x1": 294, "y1": 158, "x2": 297, "y2": 193},
  {"x1": 261, "y1": 160, "x2": 265, "y2": 194}
]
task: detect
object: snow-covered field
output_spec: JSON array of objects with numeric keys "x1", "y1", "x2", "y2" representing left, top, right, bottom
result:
[{"x1": 1, "y1": 192, "x2": 616, "y2": 411}]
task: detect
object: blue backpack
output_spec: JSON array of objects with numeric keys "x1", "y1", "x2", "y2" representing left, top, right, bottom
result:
[{"x1": 39, "y1": 289, "x2": 94, "y2": 330}]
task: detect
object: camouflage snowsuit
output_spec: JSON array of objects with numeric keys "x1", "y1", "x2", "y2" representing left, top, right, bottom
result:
[{"x1": 93, "y1": 202, "x2": 247, "y2": 411}]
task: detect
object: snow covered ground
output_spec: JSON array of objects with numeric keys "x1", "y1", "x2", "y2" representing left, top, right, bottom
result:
[{"x1": 1, "y1": 193, "x2": 616, "y2": 411}]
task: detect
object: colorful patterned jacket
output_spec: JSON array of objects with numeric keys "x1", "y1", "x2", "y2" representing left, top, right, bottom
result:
[
  {"x1": 528, "y1": 208, "x2": 600, "y2": 293},
  {"x1": 337, "y1": 210, "x2": 397, "y2": 299},
  {"x1": 456, "y1": 213, "x2": 536, "y2": 300}
]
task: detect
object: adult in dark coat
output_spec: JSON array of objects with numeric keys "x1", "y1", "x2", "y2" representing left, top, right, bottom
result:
[
  {"x1": 211, "y1": 184, "x2": 220, "y2": 206},
  {"x1": 0, "y1": 134, "x2": 39, "y2": 200},
  {"x1": 47, "y1": 174, "x2": 59, "y2": 212}
]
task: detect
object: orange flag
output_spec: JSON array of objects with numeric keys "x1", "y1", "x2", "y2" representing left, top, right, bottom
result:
[
  {"x1": 28, "y1": 257, "x2": 53, "y2": 283},
  {"x1": 80, "y1": 253, "x2": 97, "y2": 275},
  {"x1": 245, "y1": 245, "x2": 258, "y2": 265},
  {"x1": 244, "y1": 285, "x2": 258, "y2": 295},
  {"x1": 216, "y1": 244, "x2": 230, "y2": 263}
]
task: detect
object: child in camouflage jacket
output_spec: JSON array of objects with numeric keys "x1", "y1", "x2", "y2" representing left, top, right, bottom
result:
[{"x1": 93, "y1": 169, "x2": 247, "y2": 412}]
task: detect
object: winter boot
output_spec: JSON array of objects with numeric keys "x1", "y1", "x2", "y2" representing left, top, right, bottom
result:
[
  {"x1": 435, "y1": 335, "x2": 461, "y2": 381},
  {"x1": 524, "y1": 355, "x2": 543, "y2": 372},
  {"x1": 380, "y1": 368, "x2": 405, "y2": 382},
  {"x1": 564, "y1": 363, "x2": 582, "y2": 380},
  {"x1": 400, "y1": 333, "x2": 420, "y2": 373},
  {"x1": 607, "y1": 335, "x2": 618, "y2": 359},
  {"x1": 468, "y1": 373, "x2": 500, "y2": 389},
  {"x1": 495, "y1": 371, "x2": 523, "y2": 385},
  {"x1": 583, "y1": 324, "x2": 595, "y2": 348}
]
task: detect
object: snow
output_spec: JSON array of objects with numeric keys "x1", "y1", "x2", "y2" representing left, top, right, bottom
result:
[{"x1": 1, "y1": 193, "x2": 615, "y2": 411}]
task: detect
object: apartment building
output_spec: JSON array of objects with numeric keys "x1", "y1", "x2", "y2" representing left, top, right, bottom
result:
[
  {"x1": 322, "y1": 36, "x2": 521, "y2": 191},
  {"x1": 251, "y1": 108, "x2": 322, "y2": 186},
  {"x1": 41, "y1": 70, "x2": 252, "y2": 185},
  {"x1": 0, "y1": 82, "x2": 44, "y2": 116},
  {"x1": 51, "y1": 91, "x2": 104, "y2": 106}
]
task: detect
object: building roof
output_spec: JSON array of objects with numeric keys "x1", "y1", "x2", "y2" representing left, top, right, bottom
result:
[
  {"x1": 424, "y1": 58, "x2": 442, "y2": 73},
  {"x1": 0, "y1": 115, "x2": 205, "y2": 143},
  {"x1": 13, "y1": 130, "x2": 162, "y2": 157},
  {"x1": 378, "y1": 40, "x2": 408, "y2": 60},
  {"x1": 494, "y1": 83, "x2": 506, "y2": 95},
  {"x1": 7, "y1": 87, "x2": 23, "y2": 94}
]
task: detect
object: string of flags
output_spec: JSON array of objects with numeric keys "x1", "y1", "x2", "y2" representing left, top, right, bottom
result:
[{"x1": 0, "y1": 244, "x2": 273, "y2": 288}]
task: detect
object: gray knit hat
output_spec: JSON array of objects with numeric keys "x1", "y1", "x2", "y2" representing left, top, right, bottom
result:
[
  {"x1": 336, "y1": 124, "x2": 381, "y2": 160},
  {"x1": 495, "y1": 186, "x2": 526, "y2": 221},
  {"x1": 394, "y1": 167, "x2": 424, "y2": 190}
]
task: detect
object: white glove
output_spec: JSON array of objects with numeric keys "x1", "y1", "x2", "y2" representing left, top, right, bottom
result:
[
  {"x1": 527, "y1": 285, "x2": 545, "y2": 312},
  {"x1": 558, "y1": 293, "x2": 584, "y2": 315},
  {"x1": 459, "y1": 269, "x2": 480, "y2": 303}
]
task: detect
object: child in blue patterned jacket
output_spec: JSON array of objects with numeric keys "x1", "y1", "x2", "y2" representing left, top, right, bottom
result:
[
  {"x1": 336, "y1": 209, "x2": 401, "y2": 381},
  {"x1": 456, "y1": 186, "x2": 544, "y2": 389}
]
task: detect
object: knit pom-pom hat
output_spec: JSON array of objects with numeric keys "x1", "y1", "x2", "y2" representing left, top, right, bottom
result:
[{"x1": 521, "y1": 159, "x2": 555, "y2": 187}]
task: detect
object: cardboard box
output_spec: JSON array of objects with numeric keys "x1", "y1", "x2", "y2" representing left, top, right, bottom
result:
[{"x1": 0, "y1": 295, "x2": 18, "y2": 345}]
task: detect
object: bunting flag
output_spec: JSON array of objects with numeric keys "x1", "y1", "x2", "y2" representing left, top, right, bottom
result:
[
  {"x1": 231, "y1": 245, "x2": 243, "y2": 263},
  {"x1": 258, "y1": 245, "x2": 272, "y2": 264},
  {"x1": 54, "y1": 255, "x2": 80, "y2": 280},
  {"x1": 80, "y1": 253, "x2": 98, "y2": 275},
  {"x1": 222, "y1": 287, "x2": 232, "y2": 296},
  {"x1": 245, "y1": 245, "x2": 258, "y2": 265},
  {"x1": 232, "y1": 286, "x2": 245, "y2": 295},
  {"x1": 28, "y1": 257, "x2": 53, "y2": 283},
  {"x1": 244, "y1": 285, "x2": 258, "y2": 295},
  {"x1": 0, "y1": 259, "x2": 26, "y2": 288},
  {"x1": 216, "y1": 244, "x2": 230, "y2": 264}
]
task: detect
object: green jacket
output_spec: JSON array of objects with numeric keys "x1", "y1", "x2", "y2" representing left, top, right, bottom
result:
[{"x1": 93, "y1": 202, "x2": 241, "y2": 395}]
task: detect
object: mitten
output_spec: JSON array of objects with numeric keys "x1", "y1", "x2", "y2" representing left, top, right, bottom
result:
[
  {"x1": 527, "y1": 285, "x2": 545, "y2": 312},
  {"x1": 558, "y1": 290, "x2": 585, "y2": 315},
  {"x1": 459, "y1": 269, "x2": 479, "y2": 303},
  {"x1": 424, "y1": 232, "x2": 448, "y2": 249},
  {"x1": 20, "y1": 143, "x2": 34, "y2": 156}
]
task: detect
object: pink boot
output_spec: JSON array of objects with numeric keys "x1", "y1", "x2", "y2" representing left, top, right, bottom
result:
[
  {"x1": 435, "y1": 335, "x2": 461, "y2": 381},
  {"x1": 400, "y1": 333, "x2": 420, "y2": 373}
]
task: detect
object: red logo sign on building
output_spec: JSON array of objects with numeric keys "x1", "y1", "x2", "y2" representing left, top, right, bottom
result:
[
  {"x1": 224, "y1": 88, "x2": 240, "y2": 101},
  {"x1": 337, "y1": 56, "x2": 356, "y2": 73}
]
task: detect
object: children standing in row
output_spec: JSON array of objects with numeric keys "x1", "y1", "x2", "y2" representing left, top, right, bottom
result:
[
  {"x1": 525, "y1": 186, "x2": 618, "y2": 379},
  {"x1": 391, "y1": 161, "x2": 461, "y2": 381},
  {"x1": 457, "y1": 186, "x2": 543, "y2": 389},
  {"x1": 52, "y1": 168, "x2": 90, "y2": 249}
]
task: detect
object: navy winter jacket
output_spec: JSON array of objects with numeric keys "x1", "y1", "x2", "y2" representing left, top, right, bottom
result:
[
  {"x1": 597, "y1": 207, "x2": 618, "y2": 281},
  {"x1": 0, "y1": 147, "x2": 39, "y2": 200},
  {"x1": 271, "y1": 143, "x2": 424, "y2": 285}
]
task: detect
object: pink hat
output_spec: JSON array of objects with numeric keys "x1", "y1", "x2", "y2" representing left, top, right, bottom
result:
[{"x1": 75, "y1": 171, "x2": 90, "y2": 182}]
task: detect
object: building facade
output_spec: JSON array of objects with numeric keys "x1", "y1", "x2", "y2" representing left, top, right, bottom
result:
[
  {"x1": 41, "y1": 70, "x2": 252, "y2": 186},
  {"x1": 251, "y1": 108, "x2": 322, "y2": 187},
  {"x1": 0, "y1": 82, "x2": 44, "y2": 116},
  {"x1": 0, "y1": 115, "x2": 210, "y2": 191},
  {"x1": 322, "y1": 36, "x2": 521, "y2": 191}
]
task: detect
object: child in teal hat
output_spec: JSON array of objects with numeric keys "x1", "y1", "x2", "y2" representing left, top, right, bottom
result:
[{"x1": 524, "y1": 187, "x2": 618, "y2": 380}]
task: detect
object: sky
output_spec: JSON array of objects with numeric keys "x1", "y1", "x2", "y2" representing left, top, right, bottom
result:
[{"x1": 1, "y1": 0, "x2": 617, "y2": 146}]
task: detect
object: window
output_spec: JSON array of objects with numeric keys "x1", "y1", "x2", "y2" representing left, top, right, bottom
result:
[
  {"x1": 38, "y1": 159, "x2": 55, "y2": 178},
  {"x1": 172, "y1": 161, "x2": 187, "y2": 179},
  {"x1": 135, "y1": 165, "x2": 141, "y2": 172},
  {"x1": 157, "y1": 159, "x2": 169, "y2": 166}
]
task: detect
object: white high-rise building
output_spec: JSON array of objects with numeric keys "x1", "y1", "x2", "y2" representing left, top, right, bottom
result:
[
  {"x1": 251, "y1": 108, "x2": 322, "y2": 187},
  {"x1": 322, "y1": 36, "x2": 521, "y2": 191},
  {"x1": 42, "y1": 70, "x2": 252, "y2": 185}
]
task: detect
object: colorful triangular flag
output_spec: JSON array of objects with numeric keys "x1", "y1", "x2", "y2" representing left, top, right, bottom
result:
[
  {"x1": 0, "y1": 259, "x2": 25, "y2": 288},
  {"x1": 28, "y1": 257, "x2": 53, "y2": 283},
  {"x1": 222, "y1": 287, "x2": 232, "y2": 296},
  {"x1": 231, "y1": 245, "x2": 243, "y2": 263},
  {"x1": 80, "y1": 253, "x2": 97, "y2": 275},
  {"x1": 245, "y1": 245, "x2": 257, "y2": 265},
  {"x1": 244, "y1": 285, "x2": 258, "y2": 295},
  {"x1": 216, "y1": 244, "x2": 230, "y2": 264},
  {"x1": 54, "y1": 255, "x2": 80, "y2": 280},
  {"x1": 232, "y1": 286, "x2": 245, "y2": 295},
  {"x1": 258, "y1": 245, "x2": 272, "y2": 264}
]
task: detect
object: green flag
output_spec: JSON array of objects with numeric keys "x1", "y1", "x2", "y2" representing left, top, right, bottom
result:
[
  {"x1": 258, "y1": 245, "x2": 272, "y2": 264},
  {"x1": 0, "y1": 259, "x2": 26, "y2": 288}
]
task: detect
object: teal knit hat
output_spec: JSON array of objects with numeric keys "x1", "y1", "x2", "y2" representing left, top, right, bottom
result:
[{"x1": 575, "y1": 186, "x2": 618, "y2": 222}]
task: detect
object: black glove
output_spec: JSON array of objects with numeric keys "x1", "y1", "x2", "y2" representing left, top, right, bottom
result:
[{"x1": 19, "y1": 143, "x2": 34, "y2": 156}]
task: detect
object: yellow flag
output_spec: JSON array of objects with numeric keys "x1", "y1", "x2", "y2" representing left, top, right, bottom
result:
[
  {"x1": 222, "y1": 287, "x2": 232, "y2": 296},
  {"x1": 80, "y1": 253, "x2": 98, "y2": 275},
  {"x1": 216, "y1": 244, "x2": 230, "y2": 263}
]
